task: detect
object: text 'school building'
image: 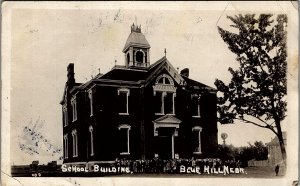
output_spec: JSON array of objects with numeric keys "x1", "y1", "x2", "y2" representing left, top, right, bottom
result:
[{"x1": 60, "y1": 24, "x2": 218, "y2": 164}]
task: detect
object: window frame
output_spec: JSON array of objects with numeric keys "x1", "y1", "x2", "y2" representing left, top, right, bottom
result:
[
  {"x1": 89, "y1": 126, "x2": 94, "y2": 156},
  {"x1": 117, "y1": 88, "x2": 130, "y2": 115},
  {"x1": 192, "y1": 126, "x2": 202, "y2": 154},
  {"x1": 192, "y1": 94, "x2": 201, "y2": 118},
  {"x1": 153, "y1": 74, "x2": 177, "y2": 116},
  {"x1": 71, "y1": 96, "x2": 77, "y2": 122},
  {"x1": 63, "y1": 105, "x2": 68, "y2": 127},
  {"x1": 88, "y1": 90, "x2": 94, "y2": 117},
  {"x1": 63, "y1": 134, "x2": 68, "y2": 159},
  {"x1": 118, "y1": 124, "x2": 131, "y2": 155},
  {"x1": 72, "y1": 129, "x2": 78, "y2": 157}
]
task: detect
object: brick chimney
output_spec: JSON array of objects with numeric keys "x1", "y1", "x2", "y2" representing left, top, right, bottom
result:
[
  {"x1": 180, "y1": 68, "x2": 189, "y2": 78},
  {"x1": 67, "y1": 63, "x2": 75, "y2": 85}
]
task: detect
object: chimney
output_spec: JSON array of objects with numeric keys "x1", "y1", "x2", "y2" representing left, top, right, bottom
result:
[
  {"x1": 180, "y1": 68, "x2": 189, "y2": 78},
  {"x1": 67, "y1": 63, "x2": 75, "y2": 85}
]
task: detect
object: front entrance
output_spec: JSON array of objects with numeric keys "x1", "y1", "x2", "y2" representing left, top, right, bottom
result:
[
  {"x1": 153, "y1": 114, "x2": 181, "y2": 160},
  {"x1": 157, "y1": 136, "x2": 172, "y2": 159},
  {"x1": 156, "y1": 127, "x2": 174, "y2": 159}
]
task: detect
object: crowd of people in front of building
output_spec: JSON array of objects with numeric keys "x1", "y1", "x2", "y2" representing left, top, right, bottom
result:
[{"x1": 114, "y1": 157, "x2": 242, "y2": 174}]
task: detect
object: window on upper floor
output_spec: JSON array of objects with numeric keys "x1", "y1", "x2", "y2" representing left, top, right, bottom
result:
[
  {"x1": 63, "y1": 105, "x2": 68, "y2": 127},
  {"x1": 192, "y1": 126, "x2": 202, "y2": 154},
  {"x1": 118, "y1": 124, "x2": 131, "y2": 155},
  {"x1": 191, "y1": 94, "x2": 201, "y2": 118},
  {"x1": 71, "y1": 97, "x2": 77, "y2": 122},
  {"x1": 153, "y1": 74, "x2": 176, "y2": 115},
  {"x1": 118, "y1": 88, "x2": 130, "y2": 115},
  {"x1": 88, "y1": 90, "x2": 93, "y2": 117},
  {"x1": 63, "y1": 134, "x2": 68, "y2": 159},
  {"x1": 72, "y1": 129, "x2": 78, "y2": 157},
  {"x1": 89, "y1": 126, "x2": 94, "y2": 156}
]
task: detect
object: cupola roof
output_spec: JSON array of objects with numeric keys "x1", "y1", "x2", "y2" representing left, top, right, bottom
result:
[{"x1": 122, "y1": 23, "x2": 150, "y2": 52}]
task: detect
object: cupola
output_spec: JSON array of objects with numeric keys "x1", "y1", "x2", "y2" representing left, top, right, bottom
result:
[{"x1": 122, "y1": 23, "x2": 151, "y2": 68}]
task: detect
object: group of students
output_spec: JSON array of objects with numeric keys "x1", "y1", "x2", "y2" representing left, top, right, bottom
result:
[{"x1": 114, "y1": 158, "x2": 242, "y2": 174}]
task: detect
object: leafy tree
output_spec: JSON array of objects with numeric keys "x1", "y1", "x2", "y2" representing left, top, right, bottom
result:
[{"x1": 215, "y1": 14, "x2": 287, "y2": 162}]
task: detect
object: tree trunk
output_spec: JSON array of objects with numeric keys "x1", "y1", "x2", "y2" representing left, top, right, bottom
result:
[{"x1": 275, "y1": 119, "x2": 287, "y2": 165}]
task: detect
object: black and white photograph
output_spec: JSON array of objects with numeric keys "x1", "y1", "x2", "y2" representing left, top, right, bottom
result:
[{"x1": 1, "y1": 1, "x2": 298, "y2": 186}]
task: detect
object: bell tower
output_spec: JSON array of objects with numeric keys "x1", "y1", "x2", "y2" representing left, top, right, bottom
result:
[{"x1": 122, "y1": 23, "x2": 151, "y2": 68}]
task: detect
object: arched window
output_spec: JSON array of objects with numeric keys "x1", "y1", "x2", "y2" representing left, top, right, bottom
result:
[
  {"x1": 88, "y1": 90, "x2": 93, "y2": 117},
  {"x1": 136, "y1": 51, "x2": 144, "y2": 63},
  {"x1": 153, "y1": 74, "x2": 176, "y2": 115},
  {"x1": 89, "y1": 126, "x2": 94, "y2": 156},
  {"x1": 118, "y1": 124, "x2": 131, "y2": 155},
  {"x1": 63, "y1": 134, "x2": 68, "y2": 159},
  {"x1": 71, "y1": 96, "x2": 77, "y2": 122},
  {"x1": 63, "y1": 105, "x2": 68, "y2": 127},
  {"x1": 72, "y1": 130, "x2": 78, "y2": 157},
  {"x1": 192, "y1": 126, "x2": 202, "y2": 154}
]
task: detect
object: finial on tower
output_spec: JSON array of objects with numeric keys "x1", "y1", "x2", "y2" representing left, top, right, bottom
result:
[
  {"x1": 131, "y1": 22, "x2": 141, "y2": 33},
  {"x1": 164, "y1": 48, "x2": 167, "y2": 57}
]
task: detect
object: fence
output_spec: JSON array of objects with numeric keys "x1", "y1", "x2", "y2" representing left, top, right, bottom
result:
[{"x1": 247, "y1": 160, "x2": 269, "y2": 167}]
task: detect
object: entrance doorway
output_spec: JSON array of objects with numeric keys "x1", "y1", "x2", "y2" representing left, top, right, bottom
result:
[{"x1": 156, "y1": 128, "x2": 174, "y2": 159}]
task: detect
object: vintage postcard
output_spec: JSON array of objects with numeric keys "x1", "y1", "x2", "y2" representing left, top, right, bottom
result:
[{"x1": 1, "y1": 1, "x2": 298, "y2": 186}]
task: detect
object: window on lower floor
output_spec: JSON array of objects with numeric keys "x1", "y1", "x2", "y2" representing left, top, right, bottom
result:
[
  {"x1": 72, "y1": 130, "x2": 78, "y2": 157},
  {"x1": 63, "y1": 134, "x2": 68, "y2": 159},
  {"x1": 89, "y1": 126, "x2": 94, "y2": 156},
  {"x1": 118, "y1": 124, "x2": 131, "y2": 155},
  {"x1": 192, "y1": 126, "x2": 202, "y2": 154}
]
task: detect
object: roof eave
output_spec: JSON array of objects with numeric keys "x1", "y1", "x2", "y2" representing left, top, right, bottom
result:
[{"x1": 122, "y1": 43, "x2": 151, "y2": 52}]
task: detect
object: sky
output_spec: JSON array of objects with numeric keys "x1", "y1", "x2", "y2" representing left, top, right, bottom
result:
[{"x1": 8, "y1": 3, "x2": 294, "y2": 165}]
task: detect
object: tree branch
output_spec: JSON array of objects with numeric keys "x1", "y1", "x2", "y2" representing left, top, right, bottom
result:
[
  {"x1": 237, "y1": 118, "x2": 278, "y2": 136},
  {"x1": 237, "y1": 118, "x2": 268, "y2": 128}
]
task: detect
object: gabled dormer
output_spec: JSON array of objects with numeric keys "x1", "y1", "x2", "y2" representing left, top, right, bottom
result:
[{"x1": 122, "y1": 23, "x2": 150, "y2": 68}]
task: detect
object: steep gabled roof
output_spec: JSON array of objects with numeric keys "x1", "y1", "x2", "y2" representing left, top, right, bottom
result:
[
  {"x1": 60, "y1": 82, "x2": 82, "y2": 104},
  {"x1": 182, "y1": 76, "x2": 216, "y2": 93},
  {"x1": 68, "y1": 56, "x2": 216, "y2": 94}
]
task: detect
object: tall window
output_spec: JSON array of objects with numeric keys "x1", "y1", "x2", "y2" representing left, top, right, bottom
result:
[
  {"x1": 154, "y1": 92, "x2": 164, "y2": 114},
  {"x1": 88, "y1": 90, "x2": 93, "y2": 117},
  {"x1": 72, "y1": 130, "x2": 78, "y2": 157},
  {"x1": 71, "y1": 97, "x2": 77, "y2": 122},
  {"x1": 164, "y1": 92, "x2": 175, "y2": 114},
  {"x1": 118, "y1": 124, "x2": 131, "y2": 155},
  {"x1": 63, "y1": 134, "x2": 68, "y2": 159},
  {"x1": 192, "y1": 126, "x2": 202, "y2": 154},
  {"x1": 191, "y1": 94, "x2": 201, "y2": 118},
  {"x1": 153, "y1": 74, "x2": 176, "y2": 115},
  {"x1": 63, "y1": 105, "x2": 68, "y2": 127},
  {"x1": 118, "y1": 88, "x2": 130, "y2": 115},
  {"x1": 89, "y1": 126, "x2": 94, "y2": 156}
]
